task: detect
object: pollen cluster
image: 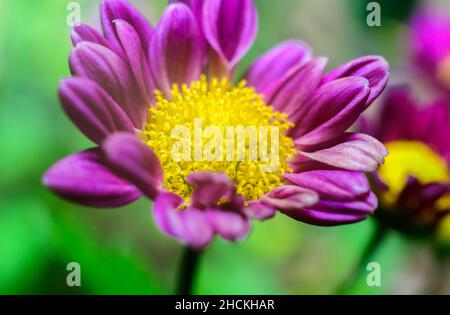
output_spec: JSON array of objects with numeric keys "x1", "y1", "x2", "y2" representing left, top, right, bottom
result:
[{"x1": 143, "y1": 76, "x2": 296, "y2": 203}]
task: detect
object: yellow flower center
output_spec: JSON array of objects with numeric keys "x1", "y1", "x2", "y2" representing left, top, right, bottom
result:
[
  {"x1": 143, "y1": 76, "x2": 296, "y2": 203},
  {"x1": 378, "y1": 141, "x2": 450, "y2": 207}
]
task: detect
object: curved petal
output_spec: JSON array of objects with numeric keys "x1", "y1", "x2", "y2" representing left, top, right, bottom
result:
[
  {"x1": 298, "y1": 133, "x2": 388, "y2": 172},
  {"x1": 102, "y1": 132, "x2": 163, "y2": 199},
  {"x1": 150, "y1": 3, "x2": 203, "y2": 92},
  {"x1": 43, "y1": 149, "x2": 141, "y2": 208},
  {"x1": 261, "y1": 185, "x2": 319, "y2": 212},
  {"x1": 203, "y1": 0, "x2": 258, "y2": 70},
  {"x1": 269, "y1": 57, "x2": 327, "y2": 118},
  {"x1": 206, "y1": 209, "x2": 250, "y2": 241},
  {"x1": 59, "y1": 77, "x2": 135, "y2": 145},
  {"x1": 69, "y1": 42, "x2": 147, "y2": 128},
  {"x1": 71, "y1": 24, "x2": 111, "y2": 48},
  {"x1": 101, "y1": 0, "x2": 154, "y2": 53},
  {"x1": 291, "y1": 77, "x2": 370, "y2": 146},
  {"x1": 243, "y1": 200, "x2": 276, "y2": 221},
  {"x1": 323, "y1": 56, "x2": 389, "y2": 105},
  {"x1": 187, "y1": 172, "x2": 236, "y2": 209},
  {"x1": 153, "y1": 191, "x2": 214, "y2": 250},
  {"x1": 114, "y1": 19, "x2": 154, "y2": 102},
  {"x1": 244, "y1": 40, "x2": 312, "y2": 97},
  {"x1": 284, "y1": 169, "x2": 371, "y2": 202}
]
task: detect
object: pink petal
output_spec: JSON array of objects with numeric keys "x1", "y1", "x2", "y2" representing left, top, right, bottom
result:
[
  {"x1": 153, "y1": 191, "x2": 214, "y2": 250},
  {"x1": 69, "y1": 42, "x2": 147, "y2": 128},
  {"x1": 298, "y1": 133, "x2": 388, "y2": 172},
  {"x1": 102, "y1": 132, "x2": 163, "y2": 199},
  {"x1": 59, "y1": 77, "x2": 135, "y2": 145},
  {"x1": 43, "y1": 149, "x2": 141, "y2": 208},
  {"x1": 323, "y1": 56, "x2": 389, "y2": 105},
  {"x1": 291, "y1": 77, "x2": 370, "y2": 146},
  {"x1": 244, "y1": 40, "x2": 312, "y2": 97},
  {"x1": 187, "y1": 172, "x2": 236, "y2": 209},
  {"x1": 203, "y1": 0, "x2": 258, "y2": 71},
  {"x1": 149, "y1": 3, "x2": 203, "y2": 92}
]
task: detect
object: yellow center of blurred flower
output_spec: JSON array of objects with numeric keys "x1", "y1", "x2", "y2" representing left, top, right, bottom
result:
[
  {"x1": 143, "y1": 76, "x2": 295, "y2": 203},
  {"x1": 378, "y1": 141, "x2": 450, "y2": 208}
]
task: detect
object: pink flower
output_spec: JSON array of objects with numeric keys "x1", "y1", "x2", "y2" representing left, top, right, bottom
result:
[{"x1": 43, "y1": 0, "x2": 389, "y2": 250}]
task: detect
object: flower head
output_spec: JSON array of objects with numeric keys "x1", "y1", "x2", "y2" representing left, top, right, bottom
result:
[
  {"x1": 44, "y1": 0, "x2": 389, "y2": 250},
  {"x1": 362, "y1": 88, "x2": 450, "y2": 238}
]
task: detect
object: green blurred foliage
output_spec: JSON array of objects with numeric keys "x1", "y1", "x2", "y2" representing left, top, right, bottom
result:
[{"x1": 0, "y1": 0, "x2": 443, "y2": 295}]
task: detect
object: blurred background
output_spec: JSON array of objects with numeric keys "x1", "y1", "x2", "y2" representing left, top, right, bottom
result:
[{"x1": 1, "y1": 0, "x2": 449, "y2": 294}]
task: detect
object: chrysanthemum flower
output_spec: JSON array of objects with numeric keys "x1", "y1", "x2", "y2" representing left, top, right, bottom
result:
[
  {"x1": 411, "y1": 10, "x2": 450, "y2": 94},
  {"x1": 43, "y1": 0, "x2": 389, "y2": 250},
  {"x1": 362, "y1": 88, "x2": 450, "y2": 238}
]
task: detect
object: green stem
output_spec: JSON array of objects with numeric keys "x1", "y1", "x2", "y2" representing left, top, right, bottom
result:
[
  {"x1": 337, "y1": 221, "x2": 389, "y2": 294},
  {"x1": 177, "y1": 246, "x2": 202, "y2": 295}
]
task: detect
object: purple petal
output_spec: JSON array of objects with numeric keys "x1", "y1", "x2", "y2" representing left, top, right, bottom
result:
[
  {"x1": 291, "y1": 77, "x2": 370, "y2": 146},
  {"x1": 149, "y1": 3, "x2": 203, "y2": 92},
  {"x1": 59, "y1": 77, "x2": 135, "y2": 145},
  {"x1": 298, "y1": 133, "x2": 388, "y2": 172},
  {"x1": 69, "y1": 42, "x2": 147, "y2": 128},
  {"x1": 411, "y1": 11, "x2": 450, "y2": 77},
  {"x1": 323, "y1": 56, "x2": 389, "y2": 105},
  {"x1": 187, "y1": 172, "x2": 236, "y2": 209},
  {"x1": 203, "y1": 0, "x2": 258, "y2": 68},
  {"x1": 114, "y1": 19, "x2": 154, "y2": 102},
  {"x1": 43, "y1": 149, "x2": 141, "y2": 207},
  {"x1": 269, "y1": 57, "x2": 327, "y2": 118},
  {"x1": 206, "y1": 209, "x2": 250, "y2": 241},
  {"x1": 244, "y1": 40, "x2": 312, "y2": 97},
  {"x1": 243, "y1": 200, "x2": 276, "y2": 221},
  {"x1": 261, "y1": 185, "x2": 319, "y2": 212},
  {"x1": 284, "y1": 205, "x2": 371, "y2": 226},
  {"x1": 71, "y1": 24, "x2": 111, "y2": 49},
  {"x1": 101, "y1": 0, "x2": 154, "y2": 53},
  {"x1": 284, "y1": 169, "x2": 371, "y2": 202},
  {"x1": 170, "y1": 0, "x2": 206, "y2": 40},
  {"x1": 102, "y1": 132, "x2": 163, "y2": 199},
  {"x1": 153, "y1": 191, "x2": 214, "y2": 250}
]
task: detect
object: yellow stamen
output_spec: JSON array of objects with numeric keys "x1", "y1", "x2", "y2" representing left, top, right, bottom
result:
[
  {"x1": 143, "y1": 76, "x2": 296, "y2": 203},
  {"x1": 378, "y1": 141, "x2": 450, "y2": 208}
]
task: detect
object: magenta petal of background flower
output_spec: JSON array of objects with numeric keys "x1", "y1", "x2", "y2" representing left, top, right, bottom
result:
[
  {"x1": 269, "y1": 57, "x2": 327, "y2": 118},
  {"x1": 103, "y1": 132, "x2": 163, "y2": 199},
  {"x1": 71, "y1": 24, "x2": 112, "y2": 49},
  {"x1": 150, "y1": 3, "x2": 203, "y2": 92},
  {"x1": 284, "y1": 206, "x2": 370, "y2": 227},
  {"x1": 284, "y1": 170, "x2": 371, "y2": 202},
  {"x1": 323, "y1": 56, "x2": 389, "y2": 105},
  {"x1": 261, "y1": 185, "x2": 319, "y2": 212},
  {"x1": 153, "y1": 191, "x2": 214, "y2": 250},
  {"x1": 101, "y1": 0, "x2": 154, "y2": 53},
  {"x1": 243, "y1": 201, "x2": 276, "y2": 221},
  {"x1": 203, "y1": 0, "x2": 258, "y2": 67},
  {"x1": 59, "y1": 77, "x2": 135, "y2": 145},
  {"x1": 206, "y1": 209, "x2": 250, "y2": 241},
  {"x1": 244, "y1": 40, "x2": 312, "y2": 97},
  {"x1": 187, "y1": 172, "x2": 236, "y2": 209},
  {"x1": 114, "y1": 19, "x2": 154, "y2": 102},
  {"x1": 69, "y1": 42, "x2": 147, "y2": 128},
  {"x1": 43, "y1": 149, "x2": 141, "y2": 207},
  {"x1": 298, "y1": 133, "x2": 388, "y2": 172},
  {"x1": 411, "y1": 11, "x2": 450, "y2": 76},
  {"x1": 291, "y1": 77, "x2": 370, "y2": 146}
]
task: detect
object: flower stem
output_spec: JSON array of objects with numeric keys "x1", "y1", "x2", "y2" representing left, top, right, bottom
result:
[
  {"x1": 177, "y1": 246, "x2": 202, "y2": 295},
  {"x1": 336, "y1": 221, "x2": 389, "y2": 294}
]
